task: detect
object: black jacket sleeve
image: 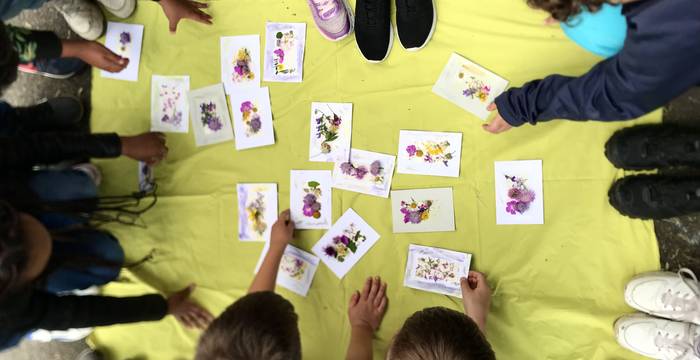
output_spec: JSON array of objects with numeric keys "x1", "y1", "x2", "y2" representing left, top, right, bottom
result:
[{"x1": 0, "y1": 133, "x2": 122, "y2": 170}]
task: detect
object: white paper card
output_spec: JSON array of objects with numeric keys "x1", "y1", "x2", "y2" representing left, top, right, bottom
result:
[
  {"x1": 432, "y1": 53, "x2": 509, "y2": 120},
  {"x1": 391, "y1": 188, "x2": 456, "y2": 233},
  {"x1": 138, "y1": 161, "x2": 154, "y2": 193},
  {"x1": 230, "y1": 87, "x2": 275, "y2": 150},
  {"x1": 254, "y1": 243, "x2": 320, "y2": 296},
  {"x1": 404, "y1": 244, "x2": 472, "y2": 298},
  {"x1": 312, "y1": 208, "x2": 380, "y2": 279},
  {"x1": 290, "y1": 170, "x2": 333, "y2": 229},
  {"x1": 309, "y1": 102, "x2": 352, "y2": 163},
  {"x1": 494, "y1": 160, "x2": 544, "y2": 225},
  {"x1": 189, "y1": 83, "x2": 234, "y2": 147},
  {"x1": 263, "y1": 22, "x2": 306, "y2": 83},
  {"x1": 332, "y1": 149, "x2": 395, "y2": 198},
  {"x1": 221, "y1": 35, "x2": 261, "y2": 94},
  {"x1": 101, "y1": 22, "x2": 144, "y2": 82},
  {"x1": 397, "y1": 130, "x2": 463, "y2": 178},
  {"x1": 150, "y1": 75, "x2": 189, "y2": 133},
  {"x1": 237, "y1": 183, "x2": 278, "y2": 242}
]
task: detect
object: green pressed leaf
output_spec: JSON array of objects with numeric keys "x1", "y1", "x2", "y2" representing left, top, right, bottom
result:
[
  {"x1": 308, "y1": 181, "x2": 320, "y2": 188},
  {"x1": 347, "y1": 241, "x2": 357, "y2": 253}
]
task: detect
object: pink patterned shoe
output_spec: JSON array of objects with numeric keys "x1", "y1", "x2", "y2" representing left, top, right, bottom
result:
[{"x1": 307, "y1": 0, "x2": 354, "y2": 41}]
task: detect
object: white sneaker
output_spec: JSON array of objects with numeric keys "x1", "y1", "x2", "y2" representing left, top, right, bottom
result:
[
  {"x1": 51, "y1": 0, "x2": 105, "y2": 41},
  {"x1": 95, "y1": 0, "x2": 136, "y2": 19},
  {"x1": 615, "y1": 314, "x2": 700, "y2": 360},
  {"x1": 625, "y1": 268, "x2": 700, "y2": 324}
]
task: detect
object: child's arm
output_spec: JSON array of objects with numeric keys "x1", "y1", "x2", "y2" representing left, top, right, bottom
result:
[
  {"x1": 460, "y1": 271, "x2": 492, "y2": 333},
  {"x1": 248, "y1": 210, "x2": 294, "y2": 293},
  {"x1": 345, "y1": 276, "x2": 388, "y2": 360}
]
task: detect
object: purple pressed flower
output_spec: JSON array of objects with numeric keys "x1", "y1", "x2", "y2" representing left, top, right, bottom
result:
[
  {"x1": 515, "y1": 201, "x2": 530, "y2": 213},
  {"x1": 507, "y1": 188, "x2": 521, "y2": 200},
  {"x1": 240, "y1": 101, "x2": 254, "y2": 113},
  {"x1": 340, "y1": 162, "x2": 354, "y2": 175},
  {"x1": 333, "y1": 236, "x2": 341, "y2": 244},
  {"x1": 400, "y1": 207, "x2": 410, "y2": 215},
  {"x1": 354, "y1": 166, "x2": 368, "y2": 180},
  {"x1": 331, "y1": 114, "x2": 342, "y2": 126},
  {"x1": 303, "y1": 204, "x2": 315, "y2": 217},
  {"x1": 339, "y1": 235, "x2": 350, "y2": 245},
  {"x1": 324, "y1": 246, "x2": 337, "y2": 257},
  {"x1": 506, "y1": 200, "x2": 519, "y2": 215},
  {"x1": 234, "y1": 65, "x2": 244, "y2": 76},
  {"x1": 408, "y1": 212, "x2": 422, "y2": 224},
  {"x1": 303, "y1": 194, "x2": 316, "y2": 205},
  {"x1": 370, "y1": 160, "x2": 382, "y2": 176},
  {"x1": 207, "y1": 118, "x2": 223, "y2": 131},
  {"x1": 273, "y1": 48, "x2": 285, "y2": 63},
  {"x1": 463, "y1": 88, "x2": 476, "y2": 97},
  {"x1": 518, "y1": 190, "x2": 536, "y2": 203},
  {"x1": 311, "y1": 202, "x2": 321, "y2": 212},
  {"x1": 119, "y1": 31, "x2": 131, "y2": 46},
  {"x1": 161, "y1": 114, "x2": 170, "y2": 123},
  {"x1": 406, "y1": 145, "x2": 417, "y2": 157},
  {"x1": 249, "y1": 116, "x2": 262, "y2": 133}
]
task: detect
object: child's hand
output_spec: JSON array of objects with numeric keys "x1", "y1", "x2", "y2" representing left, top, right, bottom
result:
[
  {"x1": 120, "y1": 132, "x2": 168, "y2": 165},
  {"x1": 483, "y1": 103, "x2": 513, "y2": 134},
  {"x1": 167, "y1": 283, "x2": 214, "y2": 330},
  {"x1": 61, "y1": 39, "x2": 128, "y2": 73},
  {"x1": 461, "y1": 271, "x2": 492, "y2": 332},
  {"x1": 348, "y1": 276, "x2": 388, "y2": 332},
  {"x1": 270, "y1": 210, "x2": 294, "y2": 250},
  {"x1": 158, "y1": 0, "x2": 213, "y2": 33}
]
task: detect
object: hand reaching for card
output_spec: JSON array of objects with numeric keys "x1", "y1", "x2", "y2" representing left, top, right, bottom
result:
[
  {"x1": 120, "y1": 132, "x2": 169, "y2": 166},
  {"x1": 461, "y1": 271, "x2": 492, "y2": 332},
  {"x1": 158, "y1": 0, "x2": 213, "y2": 33},
  {"x1": 270, "y1": 210, "x2": 294, "y2": 250},
  {"x1": 348, "y1": 276, "x2": 388, "y2": 332},
  {"x1": 483, "y1": 103, "x2": 513, "y2": 134}
]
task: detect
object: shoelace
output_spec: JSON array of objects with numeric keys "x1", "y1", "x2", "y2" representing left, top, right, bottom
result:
[
  {"x1": 364, "y1": 0, "x2": 377, "y2": 26},
  {"x1": 653, "y1": 269, "x2": 700, "y2": 323},
  {"x1": 653, "y1": 329, "x2": 693, "y2": 360},
  {"x1": 312, "y1": 0, "x2": 338, "y2": 19}
]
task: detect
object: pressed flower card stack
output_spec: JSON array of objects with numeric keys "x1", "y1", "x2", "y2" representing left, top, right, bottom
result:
[
  {"x1": 189, "y1": 84, "x2": 234, "y2": 147},
  {"x1": 332, "y1": 149, "x2": 396, "y2": 198},
  {"x1": 263, "y1": 22, "x2": 306, "y2": 83},
  {"x1": 494, "y1": 160, "x2": 545, "y2": 225},
  {"x1": 101, "y1": 22, "x2": 144, "y2": 82},
  {"x1": 230, "y1": 87, "x2": 275, "y2": 150},
  {"x1": 220, "y1": 35, "x2": 261, "y2": 94},
  {"x1": 397, "y1": 130, "x2": 463, "y2": 178},
  {"x1": 390, "y1": 188, "x2": 456, "y2": 233},
  {"x1": 308, "y1": 102, "x2": 353, "y2": 163},
  {"x1": 433, "y1": 53, "x2": 509, "y2": 120},
  {"x1": 150, "y1": 75, "x2": 190, "y2": 133},
  {"x1": 290, "y1": 170, "x2": 333, "y2": 229},
  {"x1": 237, "y1": 183, "x2": 278, "y2": 242},
  {"x1": 137, "y1": 162, "x2": 154, "y2": 193},
  {"x1": 255, "y1": 244, "x2": 320, "y2": 297},
  {"x1": 403, "y1": 244, "x2": 472, "y2": 298}
]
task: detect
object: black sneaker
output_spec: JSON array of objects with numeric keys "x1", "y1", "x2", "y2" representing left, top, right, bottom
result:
[
  {"x1": 395, "y1": 0, "x2": 436, "y2": 51},
  {"x1": 605, "y1": 124, "x2": 700, "y2": 170},
  {"x1": 14, "y1": 97, "x2": 84, "y2": 133},
  {"x1": 354, "y1": 0, "x2": 393, "y2": 63},
  {"x1": 609, "y1": 175, "x2": 700, "y2": 219}
]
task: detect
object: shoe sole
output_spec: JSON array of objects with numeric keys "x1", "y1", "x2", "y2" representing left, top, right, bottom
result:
[
  {"x1": 99, "y1": 0, "x2": 136, "y2": 19},
  {"x1": 18, "y1": 66, "x2": 75, "y2": 80},
  {"x1": 398, "y1": 0, "x2": 437, "y2": 51},
  {"x1": 314, "y1": 0, "x2": 355, "y2": 42}
]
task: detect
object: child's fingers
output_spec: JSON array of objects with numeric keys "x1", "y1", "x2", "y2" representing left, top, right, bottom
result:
[
  {"x1": 374, "y1": 282, "x2": 387, "y2": 307},
  {"x1": 361, "y1": 277, "x2": 372, "y2": 299},
  {"x1": 191, "y1": 0, "x2": 209, "y2": 8},
  {"x1": 368, "y1": 276, "x2": 380, "y2": 299},
  {"x1": 348, "y1": 291, "x2": 360, "y2": 307},
  {"x1": 378, "y1": 296, "x2": 388, "y2": 314},
  {"x1": 487, "y1": 102, "x2": 496, "y2": 111},
  {"x1": 460, "y1": 277, "x2": 471, "y2": 295}
]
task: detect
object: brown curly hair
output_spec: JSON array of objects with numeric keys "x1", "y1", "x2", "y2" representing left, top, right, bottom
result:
[{"x1": 527, "y1": 0, "x2": 609, "y2": 22}]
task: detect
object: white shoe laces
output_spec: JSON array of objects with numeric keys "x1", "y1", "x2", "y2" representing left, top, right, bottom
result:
[
  {"x1": 653, "y1": 324, "x2": 700, "y2": 360},
  {"x1": 313, "y1": 0, "x2": 338, "y2": 19},
  {"x1": 654, "y1": 269, "x2": 700, "y2": 319}
]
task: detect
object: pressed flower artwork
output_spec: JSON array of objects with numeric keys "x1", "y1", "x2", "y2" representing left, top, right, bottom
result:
[
  {"x1": 397, "y1": 130, "x2": 463, "y2": 178},
  {"x1": 150, "y1": 75, "x2": 189, "y2": 133},
  {"x1": 391, "y1": 188, "x2": 455, "y2": 233},
  {"x1": 137, "y1": 161, "x2": 154, "y2": 193},
  {"x1": 220, "y1": 35, "x2": 261, "y2": 94},
  {"x1": 290, "y1": 170, "x2": 332, "y2": 229},
  {"x1": 312, "y1": 208, "x2": 380, "y2": 279},
  {"x1": 101, "y1": 22, "x2": 144, "y2": 82},
  {"x1": 254, "y1": 244, "x2": 319, "y2": 296},
  {"x1": 308, "y1": 102, "x2": 352, "y2": 163},
  {"x1": 188, "y1": 83, "x2": 234, "y2": 147},
  {"x1": 495, "y1": 160, "x2": 544, "y2": 225},
  {"x1": 404, "y1": 244, "x2": 472, "y2": 298},
  {"x1": 237, "y1": 183, "x2": 278, "y2": 242},
  {"x1": 332, "y1": 149, "x2": 396, "y2": 198},
  {"x1": 230, "y1": 87, "x2": 275, "y2": 150},
  {"x1": 264, "y1": 22, "x2": 306, "y2": 82},
  {"x1": 432, "y1": 53, "x2": 509, "y2": 120}
]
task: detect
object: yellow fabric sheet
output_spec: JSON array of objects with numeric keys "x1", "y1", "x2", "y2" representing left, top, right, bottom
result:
[{"x1": 89, "y1": 0, "x2": 661, "y2": 358}]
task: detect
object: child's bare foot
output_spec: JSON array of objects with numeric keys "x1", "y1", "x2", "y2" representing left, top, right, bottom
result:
[
  {"x1": 348, "y1": 276, "x2": 388, "y2": 331},
  {"x1": 460, "y1": 271, "x2": 492, "y2": 333}
]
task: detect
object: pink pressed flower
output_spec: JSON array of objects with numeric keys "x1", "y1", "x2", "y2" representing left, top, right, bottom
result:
[
  {"x1": 406, "y1": 145, "x2": 417, "y2": 156},
  {"x1": 518, "y1": 190, "x2": 536, "y2": 203},
  {"x1": 240, "y1": 101, "x2": 254, "y2": 113},
  {"x1": 507, "y1": 188, "x2": 521, "y2": 199},
  {"x1": 273, "y1": 48, "x2": 285, "y2": 63}
]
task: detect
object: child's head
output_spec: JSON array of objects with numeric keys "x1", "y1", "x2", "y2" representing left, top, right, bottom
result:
[
  {"x1": 387, "y1": 307, "x2": 496, "y2": 360},
  {"x1": 0, "y1": 23, "x2": 19, "y2": 96},
  {"x1": 196, "y1": 291, "x2": 301, "y2": 360},
  {"x1": 527, "y1": 0, "x2": 609, "y2": 22}
]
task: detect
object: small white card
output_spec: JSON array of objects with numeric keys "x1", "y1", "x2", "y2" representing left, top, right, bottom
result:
[
  {"x1": 332, "y1": 149, "x2": 395, "y2": 198},
  {"x1": 432, "y1": 53, "x2": 509, "y2": 120},
  {"x1": 290, "y1": 170, "x2": 333, "y2": 229},
  {"x1": 309, "y1": 102, "x2": 352, "y2": 163},
  {"x1": 150, "y1": 75, "x2": 189, "y2": 133},
  {"x1": 189, "y1": 83, "x2": 234, "y2": 147},
  {"x1": 312, "y1": 208, "x2": 380, "y2": 279},
  {"x1": 221, "y1": 35, "x2": 261, "y2": 94},
  {"x1": 397, "y1": 130, "x2": 463, "y2": 178},
  {"x1": 263, "y1": 22, "x2": 306, "y2": 83},
  {"x1": 101, "y1": 22, "x2": 144, "y2": 82},
  {"x1": 404, "y1": 244, "x2": 472, "y2": 298},
  {"x1": 494, "y1": 160, "x2": 544, "y2": 225},
  {"x1": 237, "y1": 183, "x2": 278, "y2": 242},
  {"x1": 138, "y1": 161, "x2": 154, "y2": 193},
  {"x1": 254, "y1": 244, "x2": 320, "y2": 297},
  {"x1": 230, "y1": 87, "x2": 275, "y2": 150},
  {"x1": 391, "y1": 188, "x2": 456, "y2": 233}
]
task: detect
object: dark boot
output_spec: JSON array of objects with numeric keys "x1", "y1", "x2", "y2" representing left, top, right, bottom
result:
[
  {"x1": 609, "y1": 175, "x2": 700, "y2": 219},
  {"x1": 605, "y1": 124, "x2": 700, "y2": 170}
]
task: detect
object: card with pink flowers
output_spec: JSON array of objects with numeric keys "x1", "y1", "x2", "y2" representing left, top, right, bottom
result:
[
  {"x1": 290, "y1": 170, "x2": 333, "y2": 229},
  {"x1": 230, "y1": 87, "x2": 275, "y2": 150},
  {"x1": 390, "y1": 188, "x2": 455, "y2": 233},
  {"x1": 263, "y1": 22, "x2": 306, "y2": 83},
  {"x1": 150, "y1": 75, "x2": 189, "y2": 133},
  {"x1": 311, "y1": 208, "x2": 380, "y2": 279},
  {"x1": 397, "y1": 130, "x2": 462, "y2": 178},
  {"x1": 237, "y1": 183, "x2": 278, "y2": 242},
  {"x1": 332, "y1": 149, "x2": 395, "y2": 198},
  {"x1": 494, "y1": 160, "x2": 544, "y2": 225},
  {"x1": 432, "y1": 53, "x2": 509, "y2": 120},
  {"x1": 403, "y1": 244, "x2": 472, "y2": 298},
  {"x1": 220, "y1": 35, "x2": 261, "y2": 95},
  {"x1": 308, "y1": 102, "x2": 353, "y2": 163},
  {"x1": 254, "y1": 244, "x2": 320, "y2": 296},
  {"x1": 188, "y1": 83, "x2": 234, "y2": 147},
  {"x1": 101, "y1": 22, "x2": 144, "y2": 82}
]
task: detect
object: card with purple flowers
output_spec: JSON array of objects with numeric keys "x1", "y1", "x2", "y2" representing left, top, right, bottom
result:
[
  {"x1": 397, "y1": 130, "x2": 463, "y2": 178},
  {"x1": 230, "y1": 87, "x2": 275, "y2": 150},
  {"x1": 237, "y1": 183, "x2": 278, "y2": 242},
  {"x1": 254, "y1": 244, "x2": 320, "y2": 296},
  {"x1": 150, "y1": 75, "x2": 189, "y2": 133},
  {"x1": 290, "y1": 170, "x2": 333, "y2": 229},
  {"x1": 404, "y1": 244, "x2": 472, "y2": 298},
  {"x1": 432, "y1": 53, "x2": 509, "y2": 120},
  {"x1": 311, "y1": 208, "x2": 380, "y2": 279},
  {"x1": 390, "y1": 188, "x2": 455, "y2": 233},
  {"x1": 138, "y1": 161, "x2": 155, "y2": 193},
  {"x1": 494, "y1": 160, "x2": 544, "y2": 225},
  {"x1": 188, "y1": 83, "x2": 234, "y2": 147},
  {"x1": 221, "y1": 35, "x2": 261, "y2": 95},
  {"x1": 308, "y1": 102, "x2": 352, "y2": 163},
  {"x1": 101, "y1": 22, "x2": 144, "y2": 82},
  {"x1": 332, "y1": 149, "x2": 395, "y2": 198},
  {"x1": 263, "y1": 22, "x2": 306, "y2": 83}
]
